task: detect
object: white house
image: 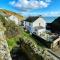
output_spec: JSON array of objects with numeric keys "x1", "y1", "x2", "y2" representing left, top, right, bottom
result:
[
  {"x1": 24, "y1": 16, "x2": 46, "y2": 35},
  {"x1": 8, "y1": 15, "x2": 21, "y2": 25}
]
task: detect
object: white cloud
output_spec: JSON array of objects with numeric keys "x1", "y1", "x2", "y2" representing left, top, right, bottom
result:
[
  {"x1": 9, "y1": 1, "x2": 15, "y2": 5},
  {"x1": 9, "y1": 0, "x2": 51, "y2": 11},
  {"x1": 15, "y1": 2, "x2": 21, "y2": 8},
  {"x1": 39, "y1": 1, "x2": 49, "y2": 8}
]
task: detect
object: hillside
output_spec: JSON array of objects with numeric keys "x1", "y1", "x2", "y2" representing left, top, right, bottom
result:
[
  {"x1": 0, "y1": 21, "x2": 12, "y2": 60},
  {"x1": 0, "y1": 9, "x2": 24, "y2": 20},
  {"x1": 0, "y1": 9, "x2": 56, "y2": 60},
  {"x1": 51, "y1": 17, "x2": 60, "y2": 32}
]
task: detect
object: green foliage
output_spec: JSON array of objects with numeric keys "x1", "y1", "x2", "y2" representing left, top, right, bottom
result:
[
  {"x1": 0, "y1": 14, "x2": 20, "y2": 50},
  {"x1": 0, "y1": 15, "x2": 20, "y2": 38},
  {"x1": 7, "y1": 37, "x2": 18, "y2": 50},
  {"x1": 5, "y1": 21, "x2": 20, "y2": 38}
]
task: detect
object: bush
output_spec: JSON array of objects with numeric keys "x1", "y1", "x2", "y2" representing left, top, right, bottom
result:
[
  {"x1": 0, "y1": 15, "x2": 20, "y2": 38},
  {"x1": 5, "y1": 20, "x2": 20, "y2": 38}
]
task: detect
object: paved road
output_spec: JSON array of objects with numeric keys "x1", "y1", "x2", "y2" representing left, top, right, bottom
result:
[{"x1": 54, "y1": 48, "x2": 60, "y2": 57}]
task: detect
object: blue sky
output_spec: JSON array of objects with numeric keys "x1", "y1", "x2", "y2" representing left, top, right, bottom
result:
[{"x1": 0, "y1": 0, "x2": 60, "y2": 17}]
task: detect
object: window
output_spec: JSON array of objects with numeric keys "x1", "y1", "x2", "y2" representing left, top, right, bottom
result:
[{"x1": 35, "y1": 29, "x2": 37, "y2": 31}]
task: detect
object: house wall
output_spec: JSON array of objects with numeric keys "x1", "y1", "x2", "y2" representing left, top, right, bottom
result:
[
  {"x1": 25, "y1": 21, "x2": 30, "y2": 27},
  {"x1": 52, "y1": 37, "x2": 60, "y2": 48},
  {"x1": 23, "y1": 21, "x2": 33, "y2": 33},
  {"x1": 23, "y1": 21, "x2": 30, "y2": 27},
  {"x1": 32, "y1": 17, "x2": 46, "y2": 34},
  {"x1": 32, "y1": 17, "x2": 46, "y2": 28},
  {"x1": 8, "y1": 15, "x2": 19, "y2": 25}
]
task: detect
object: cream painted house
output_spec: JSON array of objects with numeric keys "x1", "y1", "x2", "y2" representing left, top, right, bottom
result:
[
  {"x1": 24, "y1": 16, "x2": 60, "y2": 49},
  {"x1": 8, "y1": 15, "x2": 21, "y2": 25},
  {"x1": 24, "y1": 16, "x2": 46, "y2": 35}
]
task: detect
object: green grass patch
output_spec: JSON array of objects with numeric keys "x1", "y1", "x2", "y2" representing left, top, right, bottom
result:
[{"x1": 7, "y1": 36, "x2": 19, "y2": 50}]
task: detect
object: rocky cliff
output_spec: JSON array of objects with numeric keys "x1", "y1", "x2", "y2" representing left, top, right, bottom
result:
[{"x1": 0, "y1": 21, "x2": 12, "y2": 60}]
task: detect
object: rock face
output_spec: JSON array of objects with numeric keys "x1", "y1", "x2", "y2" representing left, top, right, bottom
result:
[{"x1": 0, "y1": 21, "x2": 12, "y2": 60}]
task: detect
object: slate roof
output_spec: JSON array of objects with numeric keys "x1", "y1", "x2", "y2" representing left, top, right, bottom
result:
[{"x1": 25, "y1": 16, "x2": 39, "y2": 22}]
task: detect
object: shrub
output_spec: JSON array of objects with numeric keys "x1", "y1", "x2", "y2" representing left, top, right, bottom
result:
[{"x1": 0, "y1": 15, "x2": 20, "y2": 38}]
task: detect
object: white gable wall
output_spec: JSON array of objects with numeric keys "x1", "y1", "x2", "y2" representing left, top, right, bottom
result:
[
  {"x1": 32, "y1": 17, "x2": 46, "y2": 28},
  {"x1": 31, "y1": 17, "x2": 46, "y2": 34}
]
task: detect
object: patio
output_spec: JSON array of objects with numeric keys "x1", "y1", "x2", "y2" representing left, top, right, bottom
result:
[{"x1": 39, "y1": 30, "x2": 59, "y2": 42}]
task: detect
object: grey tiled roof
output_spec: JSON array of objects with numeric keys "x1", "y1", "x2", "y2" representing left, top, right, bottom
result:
[{"x1": 25, "y1": 16, "x2": 39, "y2": 22}]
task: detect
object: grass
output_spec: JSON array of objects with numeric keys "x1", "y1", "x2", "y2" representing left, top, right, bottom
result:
[
  {"x1": 7, "y1": 36, "x2": 19, "y2": 50},
  {"x1": 7, "y1": 26, "x2": 45, "y2": 51}
]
